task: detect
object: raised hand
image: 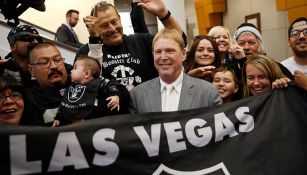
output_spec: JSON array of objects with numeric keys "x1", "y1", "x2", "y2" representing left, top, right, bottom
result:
[
  {"x1": 138, "y1": 0, "x2": 168, "y2": 18},
  {"x1": 83, "y1": 15, "x2": 100, "y2": 37},
  {"x1": 229, "y1": 44, "x2": 245, "y2": 60}
]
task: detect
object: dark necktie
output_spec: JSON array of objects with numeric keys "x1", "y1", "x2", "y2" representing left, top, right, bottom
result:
[{"x1": 71, "y1": 28, "x2": 79, "y2": 44}]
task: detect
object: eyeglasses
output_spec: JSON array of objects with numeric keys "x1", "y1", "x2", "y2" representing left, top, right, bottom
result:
[
  {"x1": 100, "y1": 19, "x2": 120, "y2": 30},
  {"x1": 193, "y1": 35, "x2": 205, "y2": 41},
  {"x1": 29, "y1": 57, "x2": 65, "y2": 68},
  {"x1": 71, "y1": 17, "x2": 79, "y2": 21},
  {"x1": 193, "y1": 35, "x2": 214, "y2": 41},
  {"x1": 290, "y1": 28, "x2": 307, "y2": 38},
  {"x1": 0, "y1": 92, "x2": 23, "y2": 104}
]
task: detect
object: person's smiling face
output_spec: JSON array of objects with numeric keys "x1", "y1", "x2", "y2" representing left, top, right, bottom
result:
[
  {"x1": 0, "y1": 89, "x2": 24, "y2": 125},
  {"x1": 245, "y1": 63, "x2": 271, "y2": 96}
]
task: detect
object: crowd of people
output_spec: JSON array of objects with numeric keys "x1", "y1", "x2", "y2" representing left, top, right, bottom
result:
[{"x1": 0, "y1": 0, "x2": 306, "y2": 126}]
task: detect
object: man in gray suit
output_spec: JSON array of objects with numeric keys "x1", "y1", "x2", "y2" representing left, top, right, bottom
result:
[
  {"x1": 129, "y1": 29, "x2": 222, "y2": 113},
  {"x1": 55, "y1": 9, "x2": 82, "y2": 48}
]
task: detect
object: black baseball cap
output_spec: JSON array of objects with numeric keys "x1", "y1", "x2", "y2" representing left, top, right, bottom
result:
[{"x1": 7, "y1": 25, "x2": 42, "y2": 45}]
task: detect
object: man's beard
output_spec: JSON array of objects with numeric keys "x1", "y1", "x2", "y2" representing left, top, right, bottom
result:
[
  {"x1": 293, "y1": 49, "x2": 307, "y2": 58},
  {"x1": 70, "y1": 22, "x2": 77, "y2": 27},
  {"x1": 16, "y1": 50, "x2": 29, "y2": 59}
]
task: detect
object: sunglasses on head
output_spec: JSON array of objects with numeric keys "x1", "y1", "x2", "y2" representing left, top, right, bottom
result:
[
  {"x1": 15, "y1": 35, "x2": 43, "y2": 43},
  {"x1": 193, "y1": 35, "x2": 214, "y2": 41}
]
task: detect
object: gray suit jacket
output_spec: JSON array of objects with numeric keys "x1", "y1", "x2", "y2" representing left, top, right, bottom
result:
[
  {"x1": 129, "y1": 73, "x2": 222, "y2": 113},
  {"x1": 55, "y1": 24, "x2": 82, "y2": 48}
]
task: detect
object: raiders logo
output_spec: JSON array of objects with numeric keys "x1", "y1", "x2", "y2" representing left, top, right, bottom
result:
[
  {"x1": 153, "y1": 162, "x2": 230, "y2": 175},
  {"x1": 68, "y1": 85, "x2": 86, "y2": 102}
]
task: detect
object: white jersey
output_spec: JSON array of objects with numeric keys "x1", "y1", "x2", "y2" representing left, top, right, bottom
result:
[{"x1": 281, "y1": 56, "x2": 307, "y2": 75}]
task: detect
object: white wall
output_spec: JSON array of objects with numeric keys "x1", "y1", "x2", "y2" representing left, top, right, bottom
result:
[
  {"x1": 184, "y1": 0, "x2": 198, "y2": 48},
  {"x1": 223, "y1": 0, "x2": 291, "y2": 61},
  {"x1": 183, "y1": 0, "x2": 292, "y2": 61},
  {"x1": 157, "y1": 0, "x2": 187, "y2": 35},
  {"x1": 20, "y1": 0, "x2": 114, "y2": 44},
  {"x1": 0, "y1": 20, "x2": 13, "y2": 59}
]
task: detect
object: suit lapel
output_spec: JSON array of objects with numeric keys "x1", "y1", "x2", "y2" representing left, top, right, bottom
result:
[
  {"x1": 178, "y1": 74, "x2": 194, "y2": 110},
  {"x1": 149, "y1": 78, "x2": 162, "y2": 112},
  {"x1": 64, "y1": 24, "x2": 79, "y2": 44}
]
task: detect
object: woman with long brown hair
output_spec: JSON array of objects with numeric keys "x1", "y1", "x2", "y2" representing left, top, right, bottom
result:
[{"x1": 185, "y1": 35, "x2": 222, "y2": 82}]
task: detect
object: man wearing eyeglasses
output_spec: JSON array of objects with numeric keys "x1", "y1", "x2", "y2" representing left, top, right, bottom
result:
[
  {"x1": 21, "y1": 42, "x2": 73, "y2": 126},
  {"x1": 55, "y1": 9, "x2": 82, "y2": 48},
  {"x1": 281, "y1": 17, "x2": 307, "y2": 91},
  {"x1": 0, "y1": 25, "x2": 42, "y2": 87},
  {"x1": 78, "y1": 0, "x2": 185, "y2": 91}
]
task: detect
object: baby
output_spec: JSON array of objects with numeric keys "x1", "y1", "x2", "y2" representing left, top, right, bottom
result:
[{"x1": 53, "y1": 56, "x2": 121, "y2": 126}]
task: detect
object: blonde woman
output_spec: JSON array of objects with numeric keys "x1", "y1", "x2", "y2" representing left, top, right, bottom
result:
[
  {"x1": 208, "y1": 26, "x2": 245, "y2": 63},
  {"x1": 208, "y1": 26, "x2": 246, "y2": 81},
  {"x1": 242, "y1": 55, "x2": 290, "y2": 97}
]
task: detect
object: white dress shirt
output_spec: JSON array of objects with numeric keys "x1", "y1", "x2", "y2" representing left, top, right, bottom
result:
[{"x1": 160, "y1": 71, "x2": 183, "y2": 112}]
